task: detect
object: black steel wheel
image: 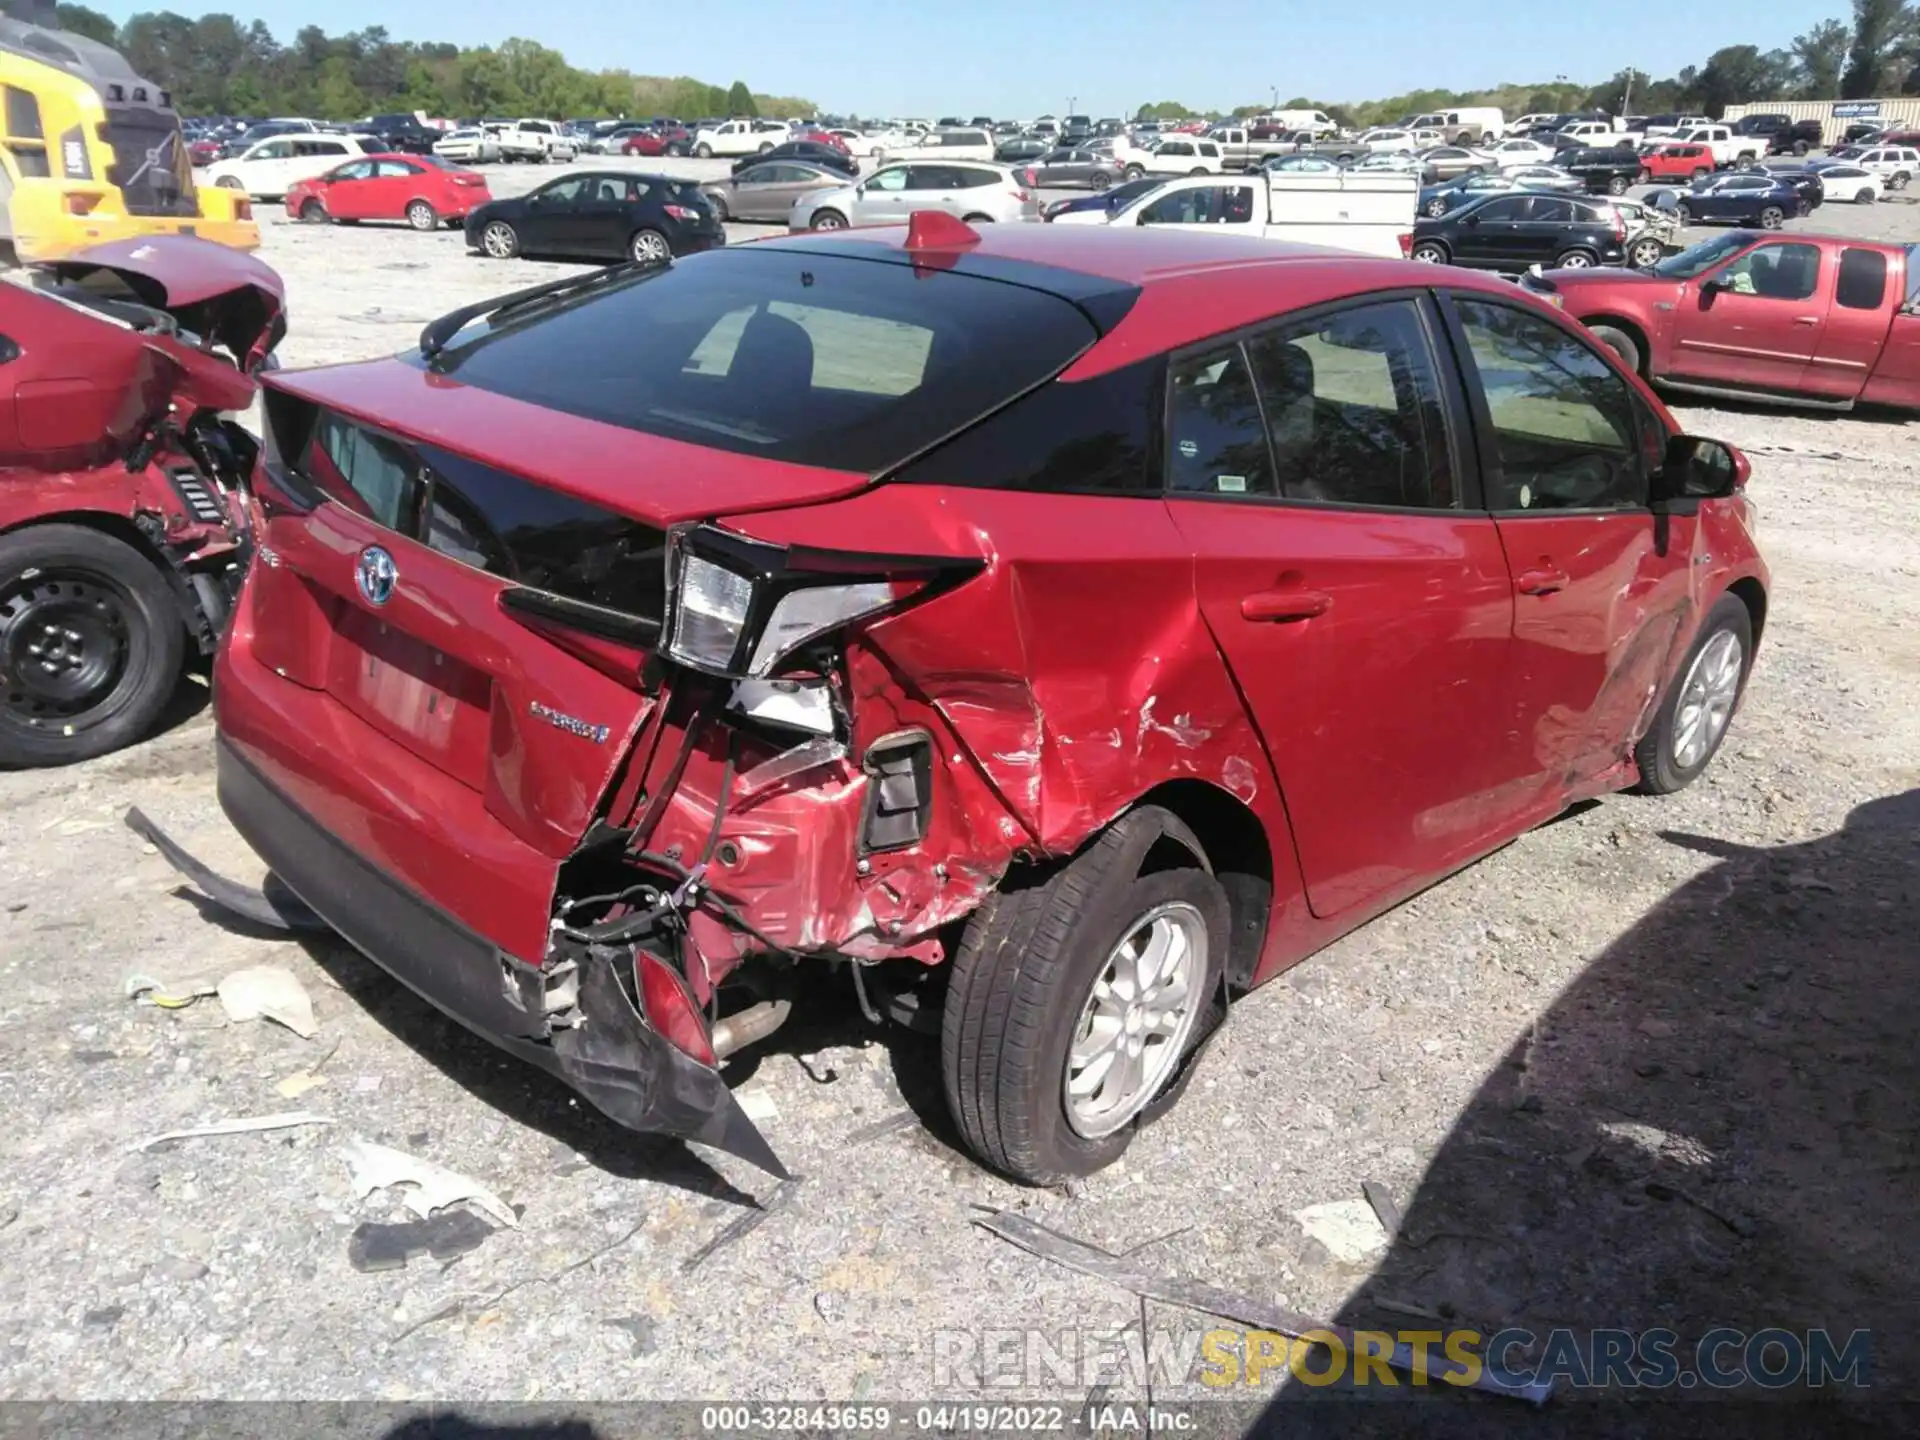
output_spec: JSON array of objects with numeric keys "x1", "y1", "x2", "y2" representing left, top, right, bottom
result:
[{"x1": 0, "y1": 525, "x2": 184, "y2": 767}]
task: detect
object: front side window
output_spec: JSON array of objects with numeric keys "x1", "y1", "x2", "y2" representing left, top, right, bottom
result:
[
  {"x1": 1246, "y1": 298, "x2": 1454, "y2": 510},
  {"x1": 535, "y1": 177, "x2": 587, "y2": 205},
  {"x1": 1139, "y1": 185, "x2": 1252, "y2": 225},
  {"x1": 1714, "y1": 242, "x2": 1820, "y2": 300},
  {"x1": 1453, "y1": 297, "x2": 1643, "y2": 512},
  {"x1": 1165, "y1": 344, "x2": 1273, "y2": 497},
  {"x1": 867, "y1": 167, "x2": 909, "y2": 191}
]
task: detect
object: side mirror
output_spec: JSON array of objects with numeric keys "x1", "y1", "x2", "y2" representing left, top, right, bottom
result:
[{"x1": 1652, "y1": 434, "x2": 1746, "y2": 511}]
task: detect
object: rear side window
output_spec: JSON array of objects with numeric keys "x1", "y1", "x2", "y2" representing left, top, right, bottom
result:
[
  {"x1": 893, "y1": 357, "x2": 1160, "y2": 494},
  {"x1": 1245, "y1": 298, "x2": 1455, "y2": 509},
  {"x1": 4, "y1": 85, "x2": 43, "y2": 139},
  {"x1": 1837, "y1": 248, "x2": 1888, "y2": 310},
  {"x1": 426, "y1": 250, "x2": 1118, "y2": 473},
  {"x1": 1165, "y1": 344, "x2": 1274, "y2": 497}
]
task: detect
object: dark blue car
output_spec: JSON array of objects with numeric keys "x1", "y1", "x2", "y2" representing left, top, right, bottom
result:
[
  {"x1": 1675, "y1": 173, "x2": 1805, "y2": 229},
  {"x1": 1042, "y1": 177, "x2": 1161, "y2": 221}
]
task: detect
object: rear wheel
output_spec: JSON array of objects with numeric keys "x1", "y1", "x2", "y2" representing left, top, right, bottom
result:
[
  {"x1": 405, "y1": 199, "x2": 437, "y2": 231},
  {"x1": 1891, "y1": 171, "x2": 1911, "y2": 191},
  {"x1": 1630, "y1": 237, "x2": 1665, "y2": 269},
  {"x1": 709, "y1": 192, "x2": 730, "y2": 222},
  {"x1": 941, "y1": 806, "x2": 1228, "y2": 1183},
  {"x1": 1858, "y1": 187, "x2": 1877, "y2": 204},
  {"x1": 0, "y1": 524, "x2": 184, "y2": 768},
  {"x1": 1410, "y1": 240, "x2": 1448, "y2": 263},
  {"x1": 1758, "y1": 205, "x2": 1785, "y2": 229},
  {"x1": 1554, "y1": 247, "x2": 1597, "y2": 268},
  {"x1": 216, "y1": 175, "x2": 242, "y2": 189},
  {"x1": 961, "y1": 212, "x2": 994, "y2": 223},
  {"x1": 1425, "y1": 197, "x2": 1449, "y2": 217},
  {"x1": 1675, "y1": 202, "x2": 1693, "y2": 226},
  {"x1": 757, "y1": 141, "x2": 774, "y2": 154},
  {"x1": 1124, "y1": 164, "x2": 1144, "y2": 180},
  {"x1": 1606, "y1": 174, "x2": 1629, "y2": 195},
  {"x1": 1090, "y1": 171, "x2": 1112, "y2": 190},
  {"x1": 629, "y1": 227, "x2": 672, "y2": 264},
  {"x1": 808, "y1": 208, "x2": 846, "y2": 230},
  {"x1": 1633, "y1": 596, "x2": 1751, "y2": 795},
  {"x1": 480, "y1": 219, "x2": 519, "y2": 258},
  {"x1": 1691, "y1": 167, "x2": 1709, "y2": 180}
]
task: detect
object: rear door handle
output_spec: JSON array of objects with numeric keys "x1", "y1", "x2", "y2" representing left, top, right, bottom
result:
[
  {"x1": 1793, "y1": 315, "x2": 1820, "y2": 325},
  {"x1": 1241, "y1": 589, "x2": 1332, "y2": 622},
  {"x1": 1515, "y1": 566, "x2": 1570, "y2": 596}
]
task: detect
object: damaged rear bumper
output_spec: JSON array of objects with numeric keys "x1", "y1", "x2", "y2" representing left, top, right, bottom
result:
[{"x1": 205, "y1": 739, "x2": 787, "y2": 1178}]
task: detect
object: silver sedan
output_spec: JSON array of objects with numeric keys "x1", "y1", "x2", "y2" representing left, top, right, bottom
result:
[{"x1": 703, "y1": 161, "x2": 849, "y2": 223}]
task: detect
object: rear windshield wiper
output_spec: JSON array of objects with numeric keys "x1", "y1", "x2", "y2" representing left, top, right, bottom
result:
[{"x1": 418, "y1": 256, "x2": 667, "y2": 359}]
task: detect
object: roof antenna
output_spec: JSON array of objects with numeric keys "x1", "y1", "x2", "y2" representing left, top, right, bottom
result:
[{"x1": 905, "y1": 210, "x2": 980, "y2": 251}]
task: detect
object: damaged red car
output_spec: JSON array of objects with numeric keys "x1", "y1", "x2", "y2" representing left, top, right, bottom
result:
[
  {"x1": 169, "y1": 217, "x2": 1768, "y2": 1182},
  {"x1": 1, "y1": 237, "x2": 282, "y2": 766}
]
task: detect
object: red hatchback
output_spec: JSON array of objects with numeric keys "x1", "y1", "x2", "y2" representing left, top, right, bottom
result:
[
  {"x1": 193, "y1": 219, "x2": 1767, "y2": 1183},
  {"x1": 623, "y1": 127, "x2": 692, "y2": 157},
  {"x1": 284, "y1": 153, "x2": 491, "y2": 231}
]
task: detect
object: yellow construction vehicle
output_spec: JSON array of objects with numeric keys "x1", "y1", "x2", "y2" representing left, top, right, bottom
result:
[{"x1": 0, "y1": 11, "x2": 258, "y2": 261}]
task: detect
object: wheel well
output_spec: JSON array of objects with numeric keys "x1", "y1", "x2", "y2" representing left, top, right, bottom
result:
[
  {"x1": 1726, "y1": 575, "x2": 1767, "y2": 650},
  {"x1": 1581, "y1": 314, "x2": 1650, "y2": 374},
  {"x1": 1, "y1": 510, "x2": 203, "y2": 644},
  {"x1": 1134, "y1": 780, "x2": 1273, "y2": 993}
]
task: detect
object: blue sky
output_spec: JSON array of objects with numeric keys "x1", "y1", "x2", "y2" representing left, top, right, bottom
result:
[{"x1": 107, "y1": 0, "x2": 1842, "y2": 117}]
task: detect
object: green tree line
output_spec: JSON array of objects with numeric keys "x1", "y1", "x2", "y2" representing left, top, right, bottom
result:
[
  {"x1": 20, "y1": 3, "x2": 816, "y2": 120},
  {"x1": 1139, "y1": 0, "x2": 1920, "y2": 126}
]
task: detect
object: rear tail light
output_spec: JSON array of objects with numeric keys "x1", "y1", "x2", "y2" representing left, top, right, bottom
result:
[
  {"x1": 663, "y1": 203, "x2": 699, "y2": 221},
  {"x1": 635, "y1": 950, "x2": 715, "y2": 1066},
  {"x1": 1397, "y1": 231, "x2": 1412, "y2": 257},
  {"x1": 1610, "y1": 209, "x2": 1627, "y2": 240}
]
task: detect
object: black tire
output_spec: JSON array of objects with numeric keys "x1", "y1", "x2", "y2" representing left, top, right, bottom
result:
[
  {"x1": 479, "y1": 219, "x2": 520, "y2": 258},
  {"x1": 1554, "y1": 247, "x2": 1598, "y2": 268},
  {"x1": 1691, "y1": 167, "x2": 1710, "y2": 181},
  {"x1": 405, "y1": 199, "x2": 437, "y2": 232},
  {"x1": 961, "y1": 212, "x2": 994, "y2": 224},
  {"x1": 1758, "y1": 205, "x2": 1785, "y2": 229},
  {"x1": 1891, "y1": 171, "x2": 1911, "y2": 191},
  {"x1": 1090, "y1": 171, "x2": 1112, "y2": 191},
  {"x1": 629, "y1": 227, "x2": 672, "y2": 264},
  {"x1": 1606, "y1": 174, "x2": 1628, "y2": 195},
  {"x1": 808, "y1": 208, "x2": 847, "y2": 230},
  {"x1": 1425, "y1": 198, "x2": 1449, "y2": 217},
  {"x1": 709, "y1": 192, "x2": 729, "y2": 222},
  {"x1": 1589, "y1": 322, "x2": 1643, "y2": 374},
  {"x1": 297, "y1": 198, "x2": 327, "y2": 223},
  {"x1": 1630, "y1": 238, "x2": 1665, "y2": 270},
  {"x1": 0, "y1": 524, "x2": 184, "y2": 768},
  {"x1": 941, "y1": 806, "x2": 1229, "y2": 1183},
  {"x1": 1123, "y1": 164, "x2": 1144, "y2": 180},
  {"x1": 1675, "y1": 202, "x2": 1693, "y2": 226},
  {"x1": 1410, "y1": 240, "x2": 1448, "y2": 263},
  {"x1": 1859, "y1": 188, "x2": 1877, "y2": 204},
  {"x1": 757, "y1": 141, "x2": 774, "y2": 154},
  {"x1": 694, "y1": 142, "x2": 713, "y2": 159},
  {"x1": 1633, "y1": 594, "x2": 1753, "y2": 795}
]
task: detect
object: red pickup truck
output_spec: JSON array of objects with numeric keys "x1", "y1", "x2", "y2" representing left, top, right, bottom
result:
[{"x1": 1530, "y1": 231, "x2": 1920, "y2": 413}]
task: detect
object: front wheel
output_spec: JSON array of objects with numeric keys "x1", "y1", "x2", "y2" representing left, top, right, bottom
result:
[
  {"x1": 629, "y1": 227, "x2": 672, "y2": 264},
  {"x1": 694, "y1": 142, "x2": 713, "y2": 158},
  {"x1": 708, "y1": 193, "x2": 729, "y2": 222},
  {"x1": 757, "y1": 141, "x2": 773, "y2": 154},
  {"x1": 1890, "y1": 171, "x2": 1910, "y2": 191},
  {"x1": 0, "y1": 524, "x2": 185, "y2": 768},
  {"x1": 1588, "y1": 322, "x2": 1643, "y2": 374},
  {"x1": 941, "y1": 806, "x2": 1229, "y2": 1183},
  {"x1": 1606, "y1": 174, "x2": 1628, "y2": 195},
  {"x1": 808, "y1": 208, "x2": 846, "y2": 230},
  {"x1": 297, "y1": 198, "x2": 327, "y2": 223},
  {"x1": 1633, "y1": 595, "x2": 1752, "y2": 795},
  {"x1": 1425, "y1": 198, "x2": 1448, "y2": 217},
  {"x1": 1674, "y1": 202, "x2": 1693, "y2": 226},
  {"x1": 1090, "y1": 171, "x2": 1112, "y2": 190},
  {"x1": 479, "y1": 220, "x2": 520, "y2": 258},
  {"x1": 1410, "y1": 240, "x2": 1447, "y2": 263},
  {"x1": 405, "y1": 199, "x2": 437, "y2": 232},
  {"x1": 216, "y1": 175, "x2": 242, "y2": 190},
  {"x1": 1123, "y1": 164, "x2": 1144, "y2": 180}
]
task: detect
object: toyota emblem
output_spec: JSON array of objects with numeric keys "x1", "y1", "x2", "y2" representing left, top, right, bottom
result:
[{"x1": 355, "y1": 545, "x2": 398, "y2": 607}]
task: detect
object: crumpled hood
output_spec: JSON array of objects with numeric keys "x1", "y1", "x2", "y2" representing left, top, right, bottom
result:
[{"x1": 36, "y1": 235, "x2": 286, "y2": 370}]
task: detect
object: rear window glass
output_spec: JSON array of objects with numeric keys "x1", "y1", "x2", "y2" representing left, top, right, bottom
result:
[{"x1": 425, "y1": 249, "x2": 1109, "y2": 473}]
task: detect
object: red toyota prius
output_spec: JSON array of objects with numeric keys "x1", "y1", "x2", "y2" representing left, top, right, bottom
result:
[{"x1": 196, "y1": 218, "x2": 1767, "y2": 1183}]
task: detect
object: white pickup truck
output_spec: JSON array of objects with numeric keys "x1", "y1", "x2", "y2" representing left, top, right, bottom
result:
[
  {"x1": 488, "y1": 119, "x2": 578, "y2": 163},
  {"x1": 691, "y1": 119, "x2": 790, "y2": 158},
  {"x1": 1654, "y1": 124, "x2": 1767, "y2": 168},
  {"x1": 1052, "y1": 171, "x2": 1416, "y2": 259}
]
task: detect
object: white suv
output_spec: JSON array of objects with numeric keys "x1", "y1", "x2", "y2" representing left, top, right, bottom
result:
[
  {"x1": 1852, "y1": 145, "x2": 1919, "y2": 190},
  {"x1": 1127, "y1": 136, "x2": 1223, "y2": 177},
  {"x1": 206, "y1": 133, "x2": 370, "y2": 199}
]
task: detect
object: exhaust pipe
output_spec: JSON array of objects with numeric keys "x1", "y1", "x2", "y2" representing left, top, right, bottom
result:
[{"x1": 710, "y1": 998, "x2": 792, "y2": 1061}]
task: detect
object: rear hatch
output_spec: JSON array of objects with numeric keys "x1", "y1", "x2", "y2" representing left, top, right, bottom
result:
[{"x1": 241, "y1": 241, "x2": 1132, "y2": 937}]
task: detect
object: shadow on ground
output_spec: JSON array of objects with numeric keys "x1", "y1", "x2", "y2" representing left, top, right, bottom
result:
[{"x1": 1254, "y1": 789, "x2": 1919, "y2": 1435}]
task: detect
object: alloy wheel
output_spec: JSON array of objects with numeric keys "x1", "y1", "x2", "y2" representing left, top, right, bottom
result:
[
  {"x1": 1672, "y1": 630, "x2": 1743, "y2": 770},
  {"x1": 630, "y1": 229, "x2": 672, "y2": 264},
  {"x1": 406, "y1": 200, "x2": 436, "y2": 231},
  {"x1": 1063, "y1": 901, "x2": 1207, "y2": 1139},
  {"x1": 481, "y1": 221, "x2": 517, "y2": 258}
]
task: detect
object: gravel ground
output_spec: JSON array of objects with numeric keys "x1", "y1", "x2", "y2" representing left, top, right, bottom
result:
[{"x1": 0, "y1": 163, "x2": 1915, "y2": 1420}]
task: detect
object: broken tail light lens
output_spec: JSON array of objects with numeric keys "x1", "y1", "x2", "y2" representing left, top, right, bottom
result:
[{"x1": 636, "y1": 950, "x2": 716, "y2": 1066}]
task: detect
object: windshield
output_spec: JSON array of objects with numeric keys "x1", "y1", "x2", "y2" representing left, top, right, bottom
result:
[
  {"x1": 1652, "y1": 232, "x2": 1756, "y2": 280},
  {"x1": 424, "y1": 247, "x2": 1117, "y2": 472}
]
